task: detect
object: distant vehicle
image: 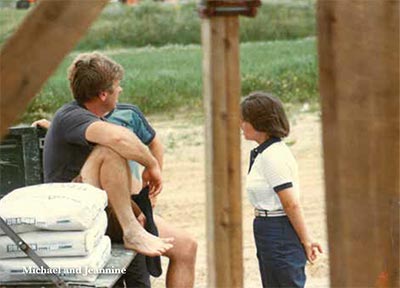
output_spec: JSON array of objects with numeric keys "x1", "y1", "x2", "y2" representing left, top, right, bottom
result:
[{"x1": 16, "y1": 0, "x2": 36, "y2": 9}]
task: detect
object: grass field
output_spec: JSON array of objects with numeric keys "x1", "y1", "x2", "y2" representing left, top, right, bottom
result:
[
  {"x1": 22, "y1": 37, "x2": 317, "y2": 123},
  {"x1": 0, "y1": 1, "x2": 315, "y2": 49},
  {"x1": 0, "y1": 1, "x2": 318, "y2": 123}
]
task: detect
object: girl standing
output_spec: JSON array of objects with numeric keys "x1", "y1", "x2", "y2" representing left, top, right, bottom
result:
[{"x1": 241, "y1": 92, "x2": 322, "y2": 287}]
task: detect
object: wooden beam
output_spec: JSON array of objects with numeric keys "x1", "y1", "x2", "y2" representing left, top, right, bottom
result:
[
  {"x1": 0, "y1": 0, "x2": 109, "y2": 138},
  {"x1": 317, "y1": 1, "x2": 399, "y2": 287},
  {"x1": 202, "y1": 16, "x2": 243, "y2": 288}
]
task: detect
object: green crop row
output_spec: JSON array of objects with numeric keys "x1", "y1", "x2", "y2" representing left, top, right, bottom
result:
[{"x1": 21, "y1": 37, "x2": 318, "y2": 123}]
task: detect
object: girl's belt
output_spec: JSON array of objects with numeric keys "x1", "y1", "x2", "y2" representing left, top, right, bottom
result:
[{"x1": 254, "y1": 208, "x2": 286, "y2": 217}]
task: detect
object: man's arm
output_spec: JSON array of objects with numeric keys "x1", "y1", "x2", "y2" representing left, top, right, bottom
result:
[
  {"x1": 85, "y1": 121, "x2": 162, "y2": 195},
  {"x1": 86, "y1": 121, "x2": 157, "y2": 168},
  {"x1": 32, "y1": 118, "x2": 159, "y2": 168},
  {"x1": 31, "y1": 119, "x2": 51, "y2": 129},
  {"x1": 148, "y1": 135, "x2": 164, "y2": 170},
  {"x1": 147, "y1": 135, "x2": 164, "y2": 206}
]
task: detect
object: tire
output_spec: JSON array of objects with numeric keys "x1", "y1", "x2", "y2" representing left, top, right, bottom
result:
[{"x1": 16, "y1": 0, "x2": 30, "y2": 9}]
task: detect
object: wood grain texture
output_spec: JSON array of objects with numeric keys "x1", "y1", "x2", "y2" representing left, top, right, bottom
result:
[
  {"x1": 317, "y1": 1, "x2": 399, "y2": 286},
  {"x1": 0, "y1": 0, "x2": 108, "y2": 137},
  {"x1": 202, "y1": 16, "x2": 243, "y2": 288}
]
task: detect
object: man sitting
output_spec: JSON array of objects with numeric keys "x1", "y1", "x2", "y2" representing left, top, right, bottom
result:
[{"x1": 40, "y1": 52, "x2": 197, "y2": 287}]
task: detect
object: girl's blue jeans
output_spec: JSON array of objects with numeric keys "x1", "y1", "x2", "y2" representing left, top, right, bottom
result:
[{"x1": 253, "y1": 216, "x2": 307, "y2": 288}]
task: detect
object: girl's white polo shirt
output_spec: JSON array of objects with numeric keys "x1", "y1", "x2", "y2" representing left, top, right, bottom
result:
[{"x1": 246, "y1": 138, "x2": 300, "y2": 211}]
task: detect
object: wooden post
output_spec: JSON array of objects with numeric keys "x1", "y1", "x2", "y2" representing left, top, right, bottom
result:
[
  {"x1": 0, "y1": 0, "x2": 108, "y2": 138},
  {"x1": 317, "y1": 1, "x2": 399, "y2": 287},
  {"x1": 202, "y1": 16, "x2": 243, "y2": 288}
]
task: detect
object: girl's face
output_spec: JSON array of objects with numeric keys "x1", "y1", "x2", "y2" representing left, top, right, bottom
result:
[
  {"x1": 240, "y1": 120, "x2": 258, "y2": 141},
  {"x1": 240, "y1": 119, "x2": 269, "y2": 144}
]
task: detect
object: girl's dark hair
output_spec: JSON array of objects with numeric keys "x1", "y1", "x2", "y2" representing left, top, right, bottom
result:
[{"x1": 240, "y1": 91, "x2": 290, "y2": 138}]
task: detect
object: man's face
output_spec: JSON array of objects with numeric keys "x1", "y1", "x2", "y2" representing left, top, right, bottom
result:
[{"x1": 104, "y1": 80, "x2": 122, "y2": 110}]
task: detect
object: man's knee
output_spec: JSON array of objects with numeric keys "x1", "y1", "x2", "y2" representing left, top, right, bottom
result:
[
  {"x1": 187, "y1": 236, "x2": 198, "y2": 259},
  {"x1": 91, "y1": 145, "x2": 123, "y2": 162},
  {"x1": 80, "y1": 145, "x2": 128, "y2": 186},
  {"x1": 172, "y1": 234, "x2": 197, "y2": 263}
]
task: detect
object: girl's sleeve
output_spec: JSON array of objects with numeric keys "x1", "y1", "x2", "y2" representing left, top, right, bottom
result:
[{"x1": 262, "y1": 156, "x2": 294, "y2": 193}]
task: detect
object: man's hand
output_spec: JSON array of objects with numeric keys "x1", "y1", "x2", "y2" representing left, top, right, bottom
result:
[
  {"x1": 142, "y1": 164, "x2": 162, "y2": 197},
  {"x1": 31, "y1": 119, "x2": 51, "y2": 129}
]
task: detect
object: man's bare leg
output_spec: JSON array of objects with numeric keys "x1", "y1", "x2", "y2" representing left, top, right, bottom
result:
[
  {"x1": 129, "y1": 169, "x2": 197, "y2": 287},
  {"x1": 155, "y1": 215, "x2": 197, "y2": 288},
  {"x1": 80, "y1": 145, "x2": 173, "y2": 256}
]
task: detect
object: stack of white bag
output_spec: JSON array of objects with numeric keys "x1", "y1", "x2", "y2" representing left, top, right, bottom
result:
[{"x1": 0, "y1": 183, "x2": 111, "y2": 282}]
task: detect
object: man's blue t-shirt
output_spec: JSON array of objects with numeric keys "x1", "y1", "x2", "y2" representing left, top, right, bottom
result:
[{"x1": 105, "y1": 103, "x2": 156, "y2": 179}]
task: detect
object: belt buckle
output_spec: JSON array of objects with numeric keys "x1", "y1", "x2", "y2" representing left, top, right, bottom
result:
[{"x1": 255, "y1": 209, "x2": 268, "y2": 217}]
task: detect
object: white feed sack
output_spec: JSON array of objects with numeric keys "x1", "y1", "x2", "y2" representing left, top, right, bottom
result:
[
  {"x1": 0, "y1": 183, "x2": 108, "y2": 234},
  {"x1": 0, "y1": 235, "x2": 111, "y2": 283},
  {"x1": 0, "y1": 211, "x2": 107, "y2": 259}
]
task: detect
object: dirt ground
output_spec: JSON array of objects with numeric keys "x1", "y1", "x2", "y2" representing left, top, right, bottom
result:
[{"x1": 148, "y1": 111, "x2": 330, "y2": 288}]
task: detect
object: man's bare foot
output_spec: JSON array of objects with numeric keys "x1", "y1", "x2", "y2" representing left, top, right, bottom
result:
[{"x1": 123, "y1": 229, "x2": 174, "y2": 257}]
